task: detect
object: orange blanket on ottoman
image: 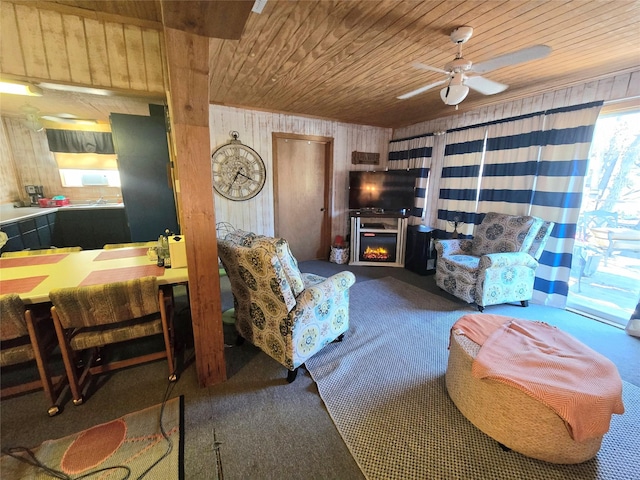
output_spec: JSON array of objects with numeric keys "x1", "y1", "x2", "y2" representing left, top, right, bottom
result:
[{"x1": 453, "y1": 314, "x2": 624, "y2": 442}]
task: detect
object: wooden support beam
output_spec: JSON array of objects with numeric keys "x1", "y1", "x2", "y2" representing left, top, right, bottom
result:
[
  {"x1": 160, "y1": 0, "x2": 253, "y2": 39},
  {"x1": 162, "y1": 20, "x2": 226, "y2": 386}
]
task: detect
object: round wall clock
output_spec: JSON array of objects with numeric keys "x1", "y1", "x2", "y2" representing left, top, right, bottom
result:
[{"x1": 211, "y1": 131, "x2": 266, "y2": 201}]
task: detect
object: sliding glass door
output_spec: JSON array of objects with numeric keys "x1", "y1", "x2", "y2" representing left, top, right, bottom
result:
[{"x1": 567, "y1": 110, "x2": 640, "y2": 326}]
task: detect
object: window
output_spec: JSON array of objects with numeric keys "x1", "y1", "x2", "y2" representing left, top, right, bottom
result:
[
  {"x1": 59, "y1": 169, "x2": 121, "y2": 187},
  {"x1": 54, "y1": 152, "x2": 120, "y2": 187}
]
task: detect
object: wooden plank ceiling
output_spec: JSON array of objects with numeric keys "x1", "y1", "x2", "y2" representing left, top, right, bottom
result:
[
  {"x1": 3, "y1": 1, "x2": 640, "y2": 129},
  {"x1": 210, "y1": 0, "x2": 640, "y2": 128}
]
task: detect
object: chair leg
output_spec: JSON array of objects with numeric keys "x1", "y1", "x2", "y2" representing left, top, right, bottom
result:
[
  {"x1": 25, "y1": 310, "x2": 63, "y2": 416},
  {"x1": 51, "y1": 308, "x2": 84, "y2": 406},
  {"x1": 521, "y1": 300, "x2": 529, "y2": 308},
  {"x1": 159, "y1": 289, "x2": 178, "y2": 382},
  {"x1": 286, "y1": 367, "x2": 299, "y2": 383}
]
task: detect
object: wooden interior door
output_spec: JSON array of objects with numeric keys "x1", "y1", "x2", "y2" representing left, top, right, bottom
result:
[{"x1": 273, "y1": 134, "x2": 332, "y2": 261}]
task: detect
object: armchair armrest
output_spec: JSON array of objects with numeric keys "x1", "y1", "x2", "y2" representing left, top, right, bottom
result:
[
  {"x1": 436, "y1": 239, "x2": 473, "y2": 257},
  {"x1": 478, "y1": 252, "x2": 538, "y2": 270},
  {"x1": 292, "y1": 271, "x2": 356, "y2": 317}
]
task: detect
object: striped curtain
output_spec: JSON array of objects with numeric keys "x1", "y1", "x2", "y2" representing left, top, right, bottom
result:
[
  {"x1": 436, "y1": 101, "x2": 602, "y2": 307},
  {"x1": 477, "y1": 114, "x2": 545, "y2": 215},
  {"x1": 436, "y1": 126, "x2": 487, "y2": 237},
  {"x1": 529, "y1": 102, "x2": 603, "y2": 307},
  {"x1": 388, "y1": 134, "x2": 434, "y2": 225}
]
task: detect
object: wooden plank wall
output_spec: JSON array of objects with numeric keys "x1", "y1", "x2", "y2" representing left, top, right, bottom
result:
[
  {"x1": 392, "y1": 70, "x2": 640, "y2": 228},
  {"x1": 0, "y1": 1, "x2": 165, "y2": 94},
  {"x1": 0, "y1": 120, "x2": 21, "y2": 204},
  {"x1": 209, "y1": 105, "x2": 393, "y2": 241},
  {"x1": 0, "y1": 117, "x2": 121, "y2": 205}
]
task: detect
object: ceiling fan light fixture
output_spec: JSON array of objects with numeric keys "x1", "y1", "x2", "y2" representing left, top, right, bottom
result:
[
  {"x1": 440, "y1": 84, "x2": 469, "y2": 105},
  {"x1": 23, "y1": 113, "x2": 44, "y2": 132},
  {"x1": 0, "y1": 80, "x2": 43, "y2": 96}
]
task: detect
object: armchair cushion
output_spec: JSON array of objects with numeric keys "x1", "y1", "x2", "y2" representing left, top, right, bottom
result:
[{"x1": 471, "y1": 212, "x2": 537, "y2": 257}]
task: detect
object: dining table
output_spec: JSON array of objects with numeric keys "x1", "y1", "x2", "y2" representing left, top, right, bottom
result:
[{"x1": 0, "y1": 247, "x2": 188, "y2": 304}]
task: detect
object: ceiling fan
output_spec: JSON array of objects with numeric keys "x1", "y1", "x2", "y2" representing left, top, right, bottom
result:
[{"x1": 397, "y1": 26, "x2": 552, "y2": 106}]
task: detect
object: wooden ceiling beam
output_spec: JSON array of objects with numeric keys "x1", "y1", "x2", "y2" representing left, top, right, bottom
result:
[{"x1": 160, "y1": 0, "x2": 253, "y2": 39}]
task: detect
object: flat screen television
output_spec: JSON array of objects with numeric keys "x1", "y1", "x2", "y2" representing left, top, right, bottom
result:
[{"x1": 348, "y1": 170, "x2": 417, "y2": 212}]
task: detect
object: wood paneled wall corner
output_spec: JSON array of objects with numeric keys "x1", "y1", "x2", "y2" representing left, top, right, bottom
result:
[
  {"x1": 0, "y1": 118, "x2": 21, "y2": 204},
  {"x1": 209, "y1": 105, "x2": 392, "y2": 241}
]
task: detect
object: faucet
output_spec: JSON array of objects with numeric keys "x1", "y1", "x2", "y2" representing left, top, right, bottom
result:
[{"x1": 94, "y1": 196, "x2": 107, "y2": 205}]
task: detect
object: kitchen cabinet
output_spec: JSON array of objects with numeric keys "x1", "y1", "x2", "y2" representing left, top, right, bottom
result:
[
  {"x1": 51, "y1": 207, "x2": 130, "y2": 250},
  {"x1": 0, "y1": 212, "x2": 57, "y2": 253}
]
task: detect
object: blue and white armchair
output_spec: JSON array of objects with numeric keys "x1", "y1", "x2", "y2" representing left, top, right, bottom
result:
[
  {"x1": 217, "y1": 231, "x2": 355, "y2": 382},
  {"x1": 435, "y1": 212, "x2": 553, "y2": 311}
]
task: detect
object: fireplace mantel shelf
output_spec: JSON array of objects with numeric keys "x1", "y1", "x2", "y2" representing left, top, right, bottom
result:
[{"x1": 349, "y1": 210, "x2": 409, "y2": 219}]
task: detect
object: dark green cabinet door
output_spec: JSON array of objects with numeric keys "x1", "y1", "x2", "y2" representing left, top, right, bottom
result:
[{"x1": 110, "y1": 112, "x2": 179, "y2": 241}]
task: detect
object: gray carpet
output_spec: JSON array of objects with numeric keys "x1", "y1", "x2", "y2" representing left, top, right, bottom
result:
[{"x1": 305, "y1": 277, "x2": 639, "y2": 480}]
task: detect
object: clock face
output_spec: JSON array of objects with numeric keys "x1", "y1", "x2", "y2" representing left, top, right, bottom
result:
[{"x1": 211, "y1": 143, "x2": 266, "y2": 201}]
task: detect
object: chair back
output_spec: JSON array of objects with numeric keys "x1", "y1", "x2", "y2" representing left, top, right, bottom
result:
[
  {"x1": 527, "y1": 221, "x2": 555, "y2": 260},
  {"x1": 471, "y1": 212, "x2": 541, "y2": 256},
  {"x1": 1, "y1": 247, "x2": 82, "y2": 258},
  {"x1": 584, "y1": 210, "x2": 618, "y2": 229},
  {"x1": 253, "y1": 237, "x2": 305, "y2": 296},
  {"x1": 217, "y1": 237, "x2": 297, "y2": 320},
  {"x1": 0, "y1": 294, "x2": 28, "y2": 341},
  {"x1": 49, "y1": 276, "x2": 160, "y2": 329}
]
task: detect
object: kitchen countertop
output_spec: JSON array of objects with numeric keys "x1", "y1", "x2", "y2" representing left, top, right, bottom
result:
[{"x1": 0, "y1": 203, "x2": 125, "y2": 226}]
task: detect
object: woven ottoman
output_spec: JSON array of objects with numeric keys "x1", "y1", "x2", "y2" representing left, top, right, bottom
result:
[{"x1": 446, "y1": 327, "x2": 603, "y2": 464}]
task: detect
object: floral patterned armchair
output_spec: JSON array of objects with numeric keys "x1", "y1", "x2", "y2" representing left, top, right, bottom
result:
[
  {"x1": 217, "y1": 230, "x2": 355, "y2": 382},
  {"x1": 435, "y1": 212, "x2": 554, "y2": 311}
]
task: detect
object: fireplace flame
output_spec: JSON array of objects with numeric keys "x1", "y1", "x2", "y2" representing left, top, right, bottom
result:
[{"x1": 363, "y1": 246, "x2": 389, "y2": 261}]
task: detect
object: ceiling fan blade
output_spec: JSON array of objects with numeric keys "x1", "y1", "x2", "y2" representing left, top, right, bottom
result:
[
  {"x1": 397, "y1": 80, "x2": 447, "y2": 100},
  {"x1": 464, "y1": 75, "x2": 508, "y2": 95},
  {"x1": 40, "y1": 115, "x2": 98, "y2": 125},
  {"x1": 412, "y1": 62, "x2": 449, "y2": 75},
  {"x1": 471, "y1": 45, "x2": 552, "y2": 74}
]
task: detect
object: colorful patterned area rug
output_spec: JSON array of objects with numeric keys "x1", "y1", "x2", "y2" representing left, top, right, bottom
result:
[
  {"x1": 1, "y1": 396, "x2": 184, "y2": 479},
  {"x1": 306, "y1": 277, "x2": 639, "y2": 480}
]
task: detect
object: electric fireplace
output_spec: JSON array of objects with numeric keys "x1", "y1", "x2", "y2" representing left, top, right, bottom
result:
[
  {"x1": 360, "y1": 232, "x2": 397, "y2": 263},
  {"x1": 349, "y1": 215, "x2": 408, "y2": 268}
]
